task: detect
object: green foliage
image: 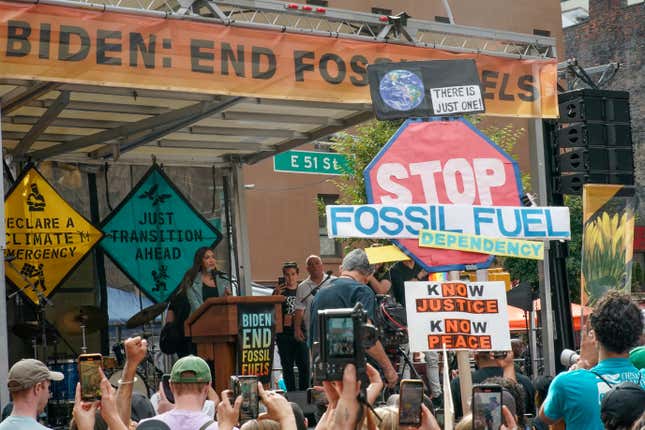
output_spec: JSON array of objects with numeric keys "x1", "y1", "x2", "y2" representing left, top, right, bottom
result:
[
  {"x1": 331, "y1": 120, "x2": 402, "y2": 205},
  {"x1": 565, "y1": 195, "x2": 582, "y2": 303}
]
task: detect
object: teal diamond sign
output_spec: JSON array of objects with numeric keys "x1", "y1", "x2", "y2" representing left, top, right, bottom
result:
[{"x1": 100, "y1": 165, "x2": 223, "y2": 303}]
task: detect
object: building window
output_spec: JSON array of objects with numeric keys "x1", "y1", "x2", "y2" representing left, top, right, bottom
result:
[
  {"x1": 318, "y1": 194, "x2": 342, "y2": 257},
  {"x1": 533, "y1": 29, "x2": 551, "y2": 36},
  {"x1": 372, "y1": 7, "x2": 392, "y2": 16},
  {"x1": 306, "y1": 0, "x2": 328, "y2": 6},
  {"x1": 435, "y1": 16, "x2": 451, "y2": 23}
]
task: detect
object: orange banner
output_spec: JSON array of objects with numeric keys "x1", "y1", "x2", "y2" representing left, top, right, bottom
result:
[{"x1": 0, "y1": 1, "x2": 558, "y2": 118}]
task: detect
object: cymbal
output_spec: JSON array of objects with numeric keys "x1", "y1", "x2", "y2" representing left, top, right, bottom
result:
[
  {"x1": 12, "y1": 322, "x2": 58, "y2": 344},
  {"x1": 58, "y1": 306, "x2": 108, "y2": 335},
  {"x1": 126, "y1": 302, "x2": 167, "y2": 329}
]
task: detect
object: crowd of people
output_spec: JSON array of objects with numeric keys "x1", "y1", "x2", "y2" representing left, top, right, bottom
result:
[{"x1": 1, "y1": 248, "x2": 644, "y2": 430}]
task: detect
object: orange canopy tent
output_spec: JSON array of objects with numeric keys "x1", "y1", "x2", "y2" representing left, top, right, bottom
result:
[{"x1": 508, "y1": 301, "x2": 592, "y2": 331}]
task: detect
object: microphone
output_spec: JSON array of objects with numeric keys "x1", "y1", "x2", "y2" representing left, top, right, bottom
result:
[{"x1": 211, "y1": 269, "x2": 230, "y2": 279}]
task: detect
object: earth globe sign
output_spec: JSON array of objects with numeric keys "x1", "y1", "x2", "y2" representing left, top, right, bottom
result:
[{"x1": 378, "y1": 69, "x2": 425, "y2": 111}]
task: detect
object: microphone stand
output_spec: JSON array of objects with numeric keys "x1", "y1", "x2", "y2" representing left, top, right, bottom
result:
[{"x1": 213, "y1": 271, "x2": 239, "y2": 296}]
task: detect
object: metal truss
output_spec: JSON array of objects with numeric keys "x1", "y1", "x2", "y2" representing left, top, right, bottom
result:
[
  {"x1": 557, "y1": 59, "x2": 620, "y2": 91},
  {"x1": 26, "y1": 0, "x2": 556, "y2": 60}
]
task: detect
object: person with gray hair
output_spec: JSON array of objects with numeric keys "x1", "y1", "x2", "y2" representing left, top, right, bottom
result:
[{"x1": 309, "y1": 249, "x2": 398, "y2": 387}]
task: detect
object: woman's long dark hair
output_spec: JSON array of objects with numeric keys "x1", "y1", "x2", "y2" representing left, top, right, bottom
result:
[{"x1": 180, "y1": 247, "x2": 216, "y2": 292}]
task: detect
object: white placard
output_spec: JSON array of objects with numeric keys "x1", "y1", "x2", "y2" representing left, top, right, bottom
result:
[
  {"x1": 404, "y1": 281, "x2": 511, "y2": 352},
  {"x1": 430, "y1": 85, "x2": 484, "y2": 115},
  {"x1": 326, "y1": 204, "x2": 570, "y2": 240}
]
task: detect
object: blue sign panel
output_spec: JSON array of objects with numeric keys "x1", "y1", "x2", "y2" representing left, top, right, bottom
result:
[{"x1": 100, "y1": 165, "x2": 223, "y2": 303}]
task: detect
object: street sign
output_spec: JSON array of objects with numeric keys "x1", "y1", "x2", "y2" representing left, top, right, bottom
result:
[
  {"x1": 4, "y1": 167, "x2": 103, "y2": 304},
  {"x1": 364, "y1": 118, "x2": 523, "y2": 272},
  {"x1": 273, "y1": 150, "x2": 349, "y2": 175},
  {"x1": 100, "y1": 164, "x2": 223, "y2": 303}
]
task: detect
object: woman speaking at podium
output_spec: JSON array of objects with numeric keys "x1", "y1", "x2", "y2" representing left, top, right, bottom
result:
[{"x1": 161, "y1": 247, "x2": 231, "y2": 357}]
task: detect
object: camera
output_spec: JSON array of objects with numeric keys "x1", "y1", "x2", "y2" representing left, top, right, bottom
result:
[
  {"x1": 374, "y1": 294, "x2": 409, "y2": 351},
  {"x1": 315, "y1": 303, "x2": 378, "y2": 381},
  {"x1": 560, "y1": 349, "x2": 580, "y2": 367}
]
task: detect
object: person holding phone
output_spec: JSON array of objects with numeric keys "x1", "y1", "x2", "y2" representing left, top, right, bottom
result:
[
  {"x1": 70, "y1": 369, "x2": 129, "y2": 430},
  {"x1": 138, "y1": 355, "x2": 218, "y2": 430},
  {"x1": 539, "y1": 292, "x2": 645, "y2": 430},
  {"x1": 0, "y1": 359, "x2": 64, "y2": 430},
  {"x1": 162, "y1": 247, "x2": 231, "y2": 357},
  {"x1": 273, "y1": 261, "x2": 310, "y2": 391}
]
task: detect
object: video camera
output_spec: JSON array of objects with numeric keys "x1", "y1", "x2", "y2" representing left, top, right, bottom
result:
[
  {"x1": 315, "y1": 303, "x2": 378, "y2": 381},
  {"x1": 374, "y1": 294, "x2": 409, "y2": 351}
]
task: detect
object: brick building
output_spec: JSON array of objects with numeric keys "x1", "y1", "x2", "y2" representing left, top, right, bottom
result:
[
  {"x1": 561, "y1": 0, "x2": 644, "y2": 288},
  {"x1": 562, "y1": 0, "x2": 643, "y2": 216}
]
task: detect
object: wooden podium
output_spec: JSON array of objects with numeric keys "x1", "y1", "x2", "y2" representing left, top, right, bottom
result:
[{"x1": 185, "y1": 296, "x2": 284, "y2": 393}]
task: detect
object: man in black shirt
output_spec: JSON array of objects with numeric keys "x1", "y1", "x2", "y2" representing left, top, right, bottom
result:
[
  {"x1": 388, "y1": 259, "x2": 427, "y2": 307},
  {"x1": 451, "y1": 351, "x2": 535, "y2": 420}
]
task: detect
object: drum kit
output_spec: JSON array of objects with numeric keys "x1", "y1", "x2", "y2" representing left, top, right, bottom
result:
[{"x1": 11, "y1": 301, "x2": 169, "y2": 429}]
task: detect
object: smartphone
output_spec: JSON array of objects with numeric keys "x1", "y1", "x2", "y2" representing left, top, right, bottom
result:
[
  {"x1": 278, "y1": 276, "x2": 285, "y2": 285},
  {"x1": 78, "y1": 353, "x2": 102, "y2": 401},
  {"x1": 399, "y1": 379, "x2": 424, "y2": 426},
  {"x1": 161, "y1": 374, "x2": 175, "y2": 404},
  {"x1": 230, "y1": 375, "x2": 259, "y2": 423},
  {"x1": 306, "y1": 387, "x2": 326, "y2": 404},
  {"x1": 472, "y1": 384, "x2": 503, "y2": 430}
]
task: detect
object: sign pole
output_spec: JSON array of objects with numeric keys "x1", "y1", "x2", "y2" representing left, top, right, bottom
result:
[
  {"x1": 449, "y1": 270, "x2": 472, "y2": 417},
  {"x1": 528, "y1": 119, "x2": 556, "y2": 375},
  {"x1": 0, "y1": 106, "x2": 9, "y2": 406}
]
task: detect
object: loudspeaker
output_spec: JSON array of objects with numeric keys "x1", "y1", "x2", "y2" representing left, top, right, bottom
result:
[
  {"x1": 557, "y1": 123, "x2": 632, "y2": 148},
  {"x1": 554, "y1": 89, "x2": 634, "y2": 195},
  {"x1": 558, "y1": 89, "x2": 630, "y2": 123}
]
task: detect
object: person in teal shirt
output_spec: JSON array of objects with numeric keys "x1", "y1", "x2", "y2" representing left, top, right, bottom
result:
[
  {"x1": 0, "y1": 359, "x2": 64, "y2": 430},
  {"x1": 539, "y1": 292, "x2": 645, "y2": 430}
]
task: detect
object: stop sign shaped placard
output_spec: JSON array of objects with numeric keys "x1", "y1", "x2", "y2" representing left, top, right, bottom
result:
[{"x1": 364, "y1": 118, "x2": 523, "y2": 271}]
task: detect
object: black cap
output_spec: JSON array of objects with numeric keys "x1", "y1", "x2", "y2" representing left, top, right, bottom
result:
[{"x1": 600, "y1": 382, "x2": 645, "y2": 429}]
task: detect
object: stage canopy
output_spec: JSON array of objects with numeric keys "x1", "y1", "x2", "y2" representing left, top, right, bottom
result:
[{"x1": 1, "y1": 0, "x2": 557, "y2": 167}]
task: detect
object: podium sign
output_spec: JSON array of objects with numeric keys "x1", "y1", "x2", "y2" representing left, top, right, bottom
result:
[{"x1": 236, "y1": 302, "x2": 277, "y2": 383}]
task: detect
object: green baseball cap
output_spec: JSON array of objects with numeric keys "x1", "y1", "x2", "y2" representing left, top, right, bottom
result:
[
  {"x1": 629, "y1": 345, "x2": 645, "y2": 370},
  {"x1": 170, "y1": 355, "x2": 211, "y2": 384}
]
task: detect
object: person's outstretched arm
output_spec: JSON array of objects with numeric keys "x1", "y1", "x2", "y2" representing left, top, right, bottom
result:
[{"x1": 116, "y1": 336, "x2": 148, "y2": 426}]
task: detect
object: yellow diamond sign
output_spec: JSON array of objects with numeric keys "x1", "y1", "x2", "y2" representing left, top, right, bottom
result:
[{"x1": 4, "y1": 167, "x2": 104, "y2": 304}]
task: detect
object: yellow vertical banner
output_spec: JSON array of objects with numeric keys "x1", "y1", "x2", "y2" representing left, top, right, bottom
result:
[{"x1": 581, "y1": 184, "x2": 636, "y2": 306}]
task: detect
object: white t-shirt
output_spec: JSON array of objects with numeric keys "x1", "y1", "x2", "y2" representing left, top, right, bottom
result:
[
  {"x1": 149, "y1": 393, "x2": 215, "y2": 419},
  {"x1": 0, "y1": 415, "x2": 50, "y2": 430},
  {"x1": 139, "y1": 409, "x2": 217, "y2": 430},
  {"x1": 295, "y1": 275, "x2": 336, "y2": 336}
]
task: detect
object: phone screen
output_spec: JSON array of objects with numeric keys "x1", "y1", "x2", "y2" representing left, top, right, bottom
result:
[
  {"x1": 162, "y1": 374, "x2": 175, "y2": 404},
  {"x1": 326, "y1": 317, "x2": 354, "y2": 359},
  {"x1": 399, "y1": 380, "x2": 423, "y2": 426},
  {"x1": 79, "y1": 354, "x2": 102, "y2": 401},
  {"x1": 472, "y1": 385, "x2": 503, "y2": 430},
  {"x1": 231, "y1": 376, "x2": 258, "y2": 423}
]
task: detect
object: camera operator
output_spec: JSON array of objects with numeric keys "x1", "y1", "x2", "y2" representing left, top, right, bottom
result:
[
  {"x1": 309, "y1": 249, "x2": 399, "y2": 387},
  {"x1": 388, "y1": 259, "x2": 442, "y2": 402}
]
